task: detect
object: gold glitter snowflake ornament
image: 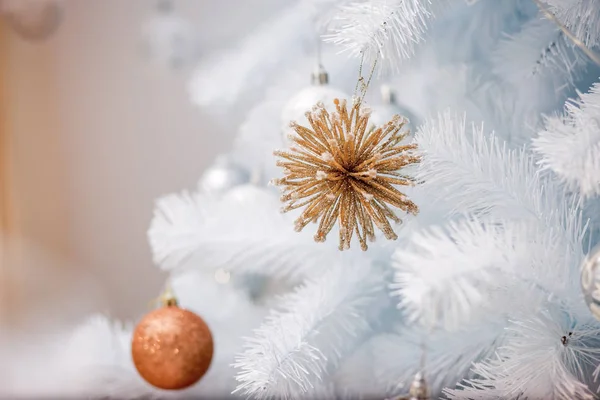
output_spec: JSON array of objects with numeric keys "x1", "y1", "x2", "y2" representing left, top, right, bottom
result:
[{"x1": 272, "y1": 97, "x2": 420, "y2": 251}]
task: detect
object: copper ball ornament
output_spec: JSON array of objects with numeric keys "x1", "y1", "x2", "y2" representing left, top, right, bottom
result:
[{"x1": 131, "y1": 298, "x2": 214, "y2": 390}]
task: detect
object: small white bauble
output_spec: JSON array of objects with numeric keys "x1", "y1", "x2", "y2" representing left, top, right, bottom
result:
[
  {"x1": 581, "y1": 245, "x2": 600, "y2": 321},
  {"x1": 369, "y1": 103, "x2": 412, "y2": 130},
  {"x1": 281, "y1": 65, "x2": 348, "y2": 143},
  {"x1": 141, "y1": 0, "x2": 199, "y2": 70},
  {"x1": 370, "y1": 85, "x2": 417, "y2": 137},
  {"x1": 198, "y1": 155, "x2": 250, "y2": 195}
]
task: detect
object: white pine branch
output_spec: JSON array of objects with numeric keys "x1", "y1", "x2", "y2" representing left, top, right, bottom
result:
[
  {"x1": 2, "y1": 315, "x2": 150, "y2": 399},
  {"x1": 414, "y1": 111, "x2": 551, "y2": 222},
  {"x1": 397, "y1": 111, "x2": 587, "y2": 330},
  {"x1": 533, "y1": 82, "x2": 600, "y2": 199},
  {"x1": 381, "y1": 324, "x2": 502, "y2": 396},
  {"x1": 148, "y1": 190, "x2": 213, "y2": 270},
  {"x1": 147, "y1": 185, "x2": 340, "y2": 281},
  {"x1": 391, "y1": 217, "x2": 582, "y2": 331},
  {"x1": 491, "y1": 17, "x2": 584, "y2": 85},
  {"x1": 335, "y1": 321, "x2": 502, "y2": 398},
  {"x1": 392, "y1": 219, "x2": 510, "y2": 331},
  {"x1": 233, "y1": 260, "x2": 387, "y2": 399},
  {"x1": 542, "y1": 0, "x2": 600, "y2": 48},
  {"x1": 324, "y1": 0, "x2": 443, "y2": 72},
  {"x1": 467, "y1": 76, "x2": 566, "y2": 149},
  {"x1": 445, "y1": 310, "x2": 600, "y2": 399}
]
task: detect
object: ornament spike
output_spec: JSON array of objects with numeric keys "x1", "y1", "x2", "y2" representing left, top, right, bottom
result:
[{"x1": 408, "y1": 371, "x2": 429, "y2": 400}]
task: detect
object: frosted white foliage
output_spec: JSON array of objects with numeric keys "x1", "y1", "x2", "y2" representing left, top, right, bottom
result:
[
  {"x1": 414, "y1": 111, "x2": 553, "y2": 222},
  {"x1": 335, "y1": 323, "x2": 501, "y2": 398},
  {"x1": 391, "y1": 326, "x2": 497, "y2": 391},
  {"x1": 445, "y1": 311, "x2": 600, "y2": 399},
  {"x1": 534, "y1": 82, "x2": 600, "y2": 198},
  {"x1": 392, "y1": 218, "x2": 579, "y2": 331},
  {"x1": 396, "y1": 111, "x2": 586, "y2": 327},
  {"x1": 325, "y1": 0, "x2": 442, "y2": 71},
  {"x1": 233, "y1": 260, "x2": 387, "y2": 399},
  {"x1": 429, "y1": 0, "x2": 534, "y2": 63},
  {"x1": 387, "y1": 110, "x2": 598, "y2": 396},
  {"x1": 468, "y1": 76, "x2": 564, "y2": 148},
  {"x1": 543, "y1": 0, "x2": 600, "y2": 48},
  {"x1": 148, "y1": 184, "x2": 340, "y2": 281},
  {"x1": 492, "y1": 18, "x2": 583, "y2": 84},
  {"x1": 484, "y1": 15, "x2": 586, "y2": 147},
  {"x1": 148, "y1": 190, "x2": 213, "y2": 270},
  {"x1": 1, "y1": 316, "x2": 146, "y2": 399}
]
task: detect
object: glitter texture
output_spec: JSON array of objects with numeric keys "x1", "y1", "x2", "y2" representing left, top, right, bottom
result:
[
  {"x1": 131, "y1": 305, "x2": 213, "y2": 390},
  {"x1": 273, "y1": 97, "x2": 419, "y2": 251}
]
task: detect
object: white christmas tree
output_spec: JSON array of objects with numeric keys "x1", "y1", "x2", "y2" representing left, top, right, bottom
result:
[{"x1": 6, "y1": 0, "x2": 600, "y2": 399}]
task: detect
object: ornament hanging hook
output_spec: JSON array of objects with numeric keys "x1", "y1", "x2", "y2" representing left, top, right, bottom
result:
[
  {"x1": 161, "y1": 281, "x2": 178, "y2": 306},
  {"x1": 312, "y1": 33, "x2": 329, "y2": 85},
  {"x1": 149, "y1": 280, "x2": 178, "y2": 309}
]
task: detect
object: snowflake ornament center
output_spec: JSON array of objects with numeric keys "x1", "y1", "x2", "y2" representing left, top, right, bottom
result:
[{"x1": 272, "y1": 97, "x2": 419, "y2": 251}]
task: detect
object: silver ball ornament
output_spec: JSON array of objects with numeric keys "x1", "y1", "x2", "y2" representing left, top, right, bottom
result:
[
  {"x1": 281, "y1": 65, "x2": 348, "y2": 144},
  {"x1": 198, "y1": 155, "x2": 250, "y2": 195},
  {"x1": 408, "y1": 372, "x2": 430, "y2": 400},
  {"x1": 581, "y1": 245, "x2": 600, "y2": 321},
  {"x1": 370, "y1": 85, "x2": 417, "y2": 136}
]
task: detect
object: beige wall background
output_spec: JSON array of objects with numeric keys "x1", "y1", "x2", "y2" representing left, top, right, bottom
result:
[{"x1": 3, "y1": 0, "x2": 281, "y2": 327}]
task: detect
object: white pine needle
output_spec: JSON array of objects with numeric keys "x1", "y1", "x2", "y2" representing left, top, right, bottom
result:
[
  {"x1": 533, "y1": 82, "x2": 600, "y2": 199},
  {"x1": 415, "y1": 111, "x2": 549, "y2": 221},
  {"x1": 445, "y1": 310, "x2": 600, "y2": 399},
  {"x1": 1, "y1": 315, "x2": 150, "y2": 399},
  {"x1": 492, "y1": 17, "x2": 583, "y2": 85},
  {"x1": 372, "y1": 323, "x2": 501, "y2": 397},
  {"x1": 148, "y1": 190, "x2": 213, "y2": 270},
  {"x1": 148, "y1": 185, "x2": 340, "y2": 281},
  {"x1": 392, "y1": 219, "x2": 508, "y2": 331},
  {"x1": 391, "y1": 217, "x2": 582, "y2": 331},
  {"x1": 414, "y1": 110, "x2": 580, "y2": 238},
  {"x1": 542, "y1": 0, "x2": 600, "y2": 49},
  {"x1": 324, "y1": 0, "x2": 442, "y2": 72},
  {"x1": 233, "y1": 260, "x2": 387, "y2": 399}
]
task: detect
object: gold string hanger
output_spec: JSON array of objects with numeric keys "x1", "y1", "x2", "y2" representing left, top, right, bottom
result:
[{"x1": 354, "y1": 51, "x2": 380, "y2": 105}]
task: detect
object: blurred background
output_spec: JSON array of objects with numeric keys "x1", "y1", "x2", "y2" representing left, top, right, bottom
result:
[{"x1": 0, "y1": 0, "x2": 284, "y2": 330}]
